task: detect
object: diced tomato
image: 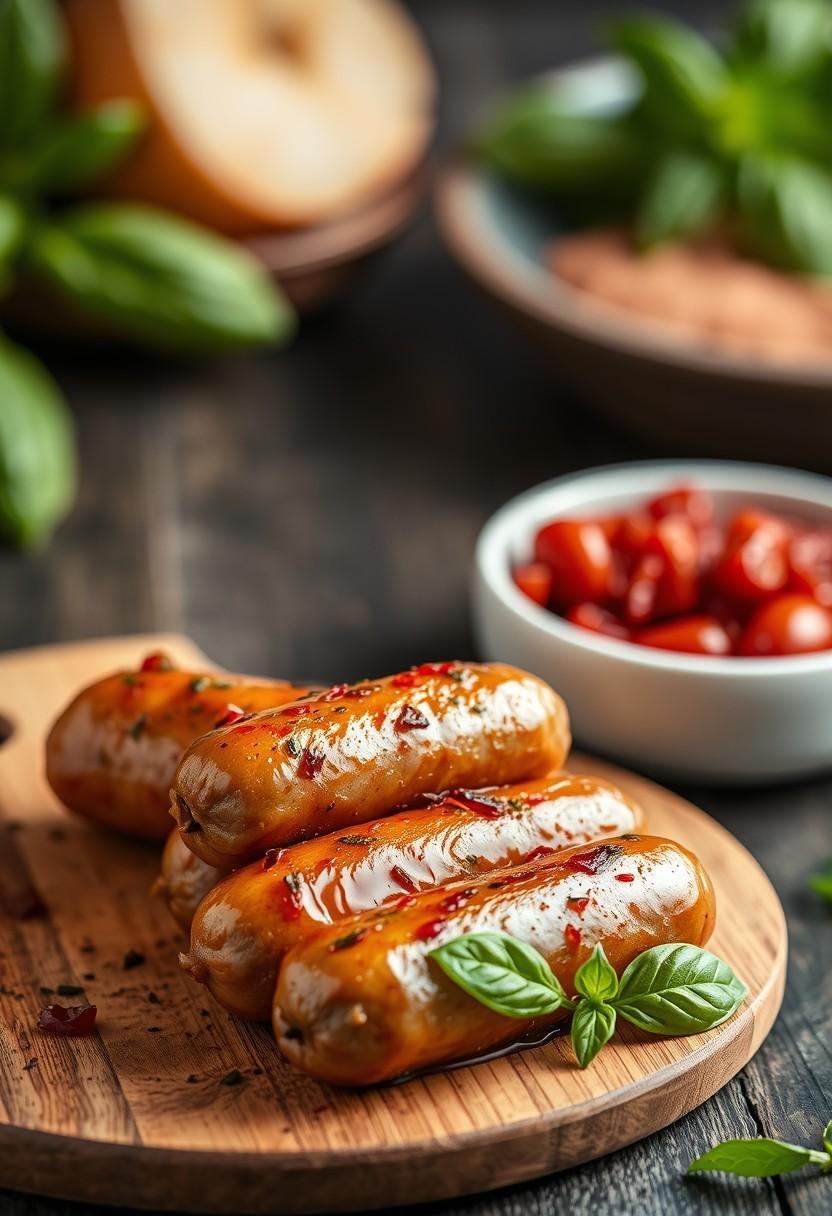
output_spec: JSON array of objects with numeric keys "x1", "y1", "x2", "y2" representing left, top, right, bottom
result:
[
  {"x1": 648, "y1": 484, "x2": 714, "y2": 530},
  {"x1": 533, "y1": 520, "x2": 613, "y2": 607},
  {"x1": 645, "y1": 516, "x2": 700, "y2": 618},
  {"x1": 738, "y1": 595, "x2": 832, "y2": 656},
  {"x1": 637, "y1": 615, "x2": 733, "y2": 656},
  {"x1": 566, "y1": 602, "x2": 631, "y2": 640},
  {"x1": 512, "y1": 561, "x2": 552, "y2": 607},
  {"x1": 713, "y1": 509, "x2": 791, "y2": 604},
  {"x1": 788, "y1": 531, "x2": 832, "y2": 607},
  {"x1": 610, "y1": 513, "x2": 653, "y2": 560},
  {"x1": 622, "y1": 553, "x2": 664, "y2": 626}
]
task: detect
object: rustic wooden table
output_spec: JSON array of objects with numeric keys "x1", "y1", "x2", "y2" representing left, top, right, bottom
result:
[{"x1": 1, "y1": 2, "x2": 829, "y2": 1214}]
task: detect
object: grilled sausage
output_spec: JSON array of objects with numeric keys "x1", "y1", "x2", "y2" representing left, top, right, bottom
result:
[
  {"x1": 173, "y1": 662, "x2": 570, "y2": 866},
  {"x1": 181, "y1": 772, "x2": 643, "y2": 1018},
  {"x1": 155, "y1": 831, "x2": 224, "y2": 928},
  {"x1": 46, "y1": 652, "x2": 314, "y2": 840},
  {"x1": 273, "y1": 835, "x2": 715, "y2": 1085}
]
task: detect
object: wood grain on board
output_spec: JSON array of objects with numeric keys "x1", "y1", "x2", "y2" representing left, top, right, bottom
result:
[{"x1": 0, "y1": 635, "x2": 786, "y2": 1214}]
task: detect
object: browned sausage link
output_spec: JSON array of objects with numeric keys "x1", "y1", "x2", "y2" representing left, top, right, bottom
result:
[
  {"x1": 46, "y1": 654, "x2": 315, "y2": 840},
  {"x1": 155, "y1": 831, "x2": 224, "y2": 929},
  {"x1": 173, "y1": 662, "x2": 570, "y2": 866},
  {"x1": 273, "y1": 836, "x2": 716, "y2": 1086},
  {"x1": 181, "y1": 772, "x2": 643, "y2": 1019}
]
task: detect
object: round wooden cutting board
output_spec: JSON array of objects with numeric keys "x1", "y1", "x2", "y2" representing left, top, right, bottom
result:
[{"x1": 0, "y1": 635, "x2": 787, "y2": 1214}]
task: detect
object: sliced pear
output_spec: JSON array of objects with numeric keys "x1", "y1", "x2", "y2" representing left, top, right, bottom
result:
[{"x1": 63, "y1": 0, "x2": 435, "y2": 233}]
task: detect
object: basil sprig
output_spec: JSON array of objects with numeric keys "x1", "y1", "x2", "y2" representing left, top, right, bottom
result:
[
  {"x1": 0, "y1": 0, "x2": 295, "y2": 548},
  {"x1": 809, "y1": 860, "x2": 832, "y2": 904},
  {"x1": 688, "y1": 1118, "x2": 832, "y2": 1178},
  {"x1": 430, "y1": 934, "x2": 746, "y2": 1069},
  {"x1": 478, "y1": 0, "x2": 832, "y2": 275}
]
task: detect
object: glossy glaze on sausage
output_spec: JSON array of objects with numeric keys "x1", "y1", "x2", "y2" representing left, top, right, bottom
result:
[
  {"x1": 180, "y1": 772, "x2": 643, "y2": 1018},
  {"x1": 273, "y1": 835, "x2": 715, "y2": 1086},
  {"x1": 46, "y1": 655, "x2": 314, "y2": 840},
  {"x1": 173, "y1": 662, "x2": 570, "y2": 866},
  {"x1": 155, "y1": 831, "x2": 224, "y2": 928}
]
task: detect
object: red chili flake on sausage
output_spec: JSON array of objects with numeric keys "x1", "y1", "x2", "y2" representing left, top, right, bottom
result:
[
  {"x1": 320, "y1": 683, "x2": 349, "y2": 701},
  {"x1": 232, "y1": 722, "x2": 258, "y2": 735},
  {"x1": 315, "y1": 857, "x2": 332, "y2": 874},
  {"x1": 564, "y1": 924, "x2": 582, "y2": 952},
  {"x1": 566, "y1": 895, "x2": 590, "y2": 914},
  {"x1": 343, "y1": 686, "x2": 378, "y2": 698},
  {"x1": 280, "y1": 873, "x2": 304, "y2": 921},
  {"x1": 262, "y1": 849, "x2": 282, "y2": 872},
  {"x1": 389, "y1": 864, "x2": 418, "y2": 893},
  {"x1": 415, "y1": 918, "x2": 446, "y2": 941},
  {"x1": 139, "y1": 652, "x2": 173, "y2": 672},
  {"x1": 438, "y1": 888, "x2": 477, "y2": 913},
  {"x1": 394, "y1": 704, "x2": 430, "y2": 732},
  {"x1": 416, "y1": 661, "x2": 458, "y2": 676},
  {"x1": 391, "y1": 672, "x2": 417, "y2": 688},
  {"x1": 525, "y1": 845, "x2": 557, "y2": 863},
  {"x1": 443, "y1": 790, "x2": 504, "y2": 818},
  {"x1": 281, "y1": 705, "x2": 316, "y2": 719},
  {"x1": 615, "y1": 873, "x2": 635, "y2": 883},
  {"x1": 562, "y1": 844, "x2": 623, "y2": 876},
  {"x1": 37, "y1": 1003, "x2": 98, "y2": 1037},
  {"x1": 523, "y1": 793, "x2": 547, "y2": 806},
  {"x1": 297, "y1": 747, "x2": 324, "y2": 780},
  {"x1": 394, "y1": 894, "x2": 417, "y2": 910},
  {"x1": 215, "y1": 705, "x2": 245, "y2": 728}
]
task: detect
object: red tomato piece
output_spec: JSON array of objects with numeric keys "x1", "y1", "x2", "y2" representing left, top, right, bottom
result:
[
  {"x1": 738, "y1": 594, "x2": 832, "y2": 656},
  {"x1": 636, "y1": 615, "x2": 733, "y2": 656},
  {"x1": 714, "y1": 509, "x2": 791, "y2": 604},
  {"x1": 610, "y1": 513, "x2": 653, "y2": 560},
  {"x1": 533, "y1": 520, "x2": 613, "y2": 607},
  {"x1": 648, "y1": 484, "x2": 714, "y2": 530},
  {"x1": 788, "y1": 531, "x2": 832, "y2": 607},
  {"x1": 512, "y1": 561, "x2": 552, "y2": 607},
  {"x1": 622, "y1": 553, "x2": 663, "y2": 626},
  {"x1": 646, "y1": 516, "x2": 700, "y2": 617},
  {"x1": 566, "y1": 602, "x2": 631, "y2": 640}
]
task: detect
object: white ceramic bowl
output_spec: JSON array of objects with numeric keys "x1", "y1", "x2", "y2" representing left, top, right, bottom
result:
[{"x1": 473, "y1": 461, "x2": 832, "y2": 784}]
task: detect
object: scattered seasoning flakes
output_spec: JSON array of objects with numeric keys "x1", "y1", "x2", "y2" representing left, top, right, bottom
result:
[
  {"x1": 56, "y1": 984, "x2": 84, "y2": 997},
  {"x1": 562, "y1": 844, "x2": 623, "y2": 876},
  {"x1": 262, "y1": 848, "x2": 281, "y2": 871},
  {"x1": 566, "y1": 895, "x2": 590, "y2": 914},
  {"x1": 320, "y1": 682, "x2": 349, "y2": 701},
  {"x1": 122, "y1": 674, "x2": 139, "y2": 686},
  {"x1": 394, "y1": 704, "x2": 429, "y2": 733},
  {"x1": 189, "y1": 676, "x2": 211, "y2": 693},
  {"x1": 525, "y1": 845, "x2": 557, "y2": 863},
  {"x1": 39, "y1": 987, "x2": 54, "y2": 996},
  {"x1": 389, "y1": 864, "x2": 418, "y2": 893},
  {"x1": 615, "y1": 873, "x2": 635, "y2": 883},
  {"x1": 330, "y1": 928, "x2": 368, "y2": 952},
  {"x1": 129, "y1": 714, "x2": 147, "y2": 741},
  {"x1": 415, "y1": 919, "x2": 446, "y2": 941},
  {"x1": 285, "y1": 736, "x2": 301, "y2": 758},
  {"x1": 186, "y1": 1074, "x2": 199, "y2": 1084},
  {"x1": 23, "y1": 1058, "x2": 37, "y2": 1071},
  {"x1": 338, "y1": 835, "x2": 374, "y2": 846},
  {"x1": 215, "y1": 705, "x2": 246, "y2": 729},
  {"x1": 122, "y1": 950, "x2": 146, "y2": 971},
  {"x1": 147, "y1": 1026, "x2": 162, "y2": 1033},
  {"x1": 148, "y1": 992, "x2": 161, "y2": 1004},
  {"x1": 220, "y1": 1070, "x2": 243, "y2": 1087},
  {"x1": 82, "y1": 973, "x2": 96, "y2": 982},
  {"x1": 297, "y1": 747, "x2": 324, "y2": 780}
]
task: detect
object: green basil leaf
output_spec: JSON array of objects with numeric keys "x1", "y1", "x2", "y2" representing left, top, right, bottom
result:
[
  {"x1": 27, "y1": 204, "x2": 295, "y2": 350},
  {"x1": 570, "y1": 1000, "x2": 616, "y2": 1069},
  {"x1": 574, "y1": 943, "x2": 619, "y2": 1004},
  {"x1": 732, "y1": 0, "x2": 832, "y2": 77},
  {"x1": 477, "y1": 86, "x2": 645, "y2": 201},
  {"x1": 635, "y1": 150, "x2": 725, "y2": 247},
  {"x1": 0, "y1": 0, "x2": 64, "y2": 150},
  {"x1": 12, "y1": 101, "x2": 145, "y2": 194},
  {"x1": 738, "y1": 154, "x2": 832, "y2": 275},
  {"x1": 611, "y1": 16, "x2": 728, "y2": 140},
  {"x1": 823, "y1": 1118, "x2": 832, "y2": 1158},
  {"x1": 0, "y1": 194, "x2": 26, "y2": 271},
  {"x1": 809, "y1": 862, "x2": 832, "y2": 904},
  {"x1": 613, "y1": 943, "x2": 746, "y2": 1034},
  {"x1": 687, "y1": 1137, "x2": 829, "y2": 1177},
  {"x1": 0, "y1": 336, "x2": 75, "y2": 548},
  {"x1": 429, "y1": 931, "x2": 573, "y2": 1020}
]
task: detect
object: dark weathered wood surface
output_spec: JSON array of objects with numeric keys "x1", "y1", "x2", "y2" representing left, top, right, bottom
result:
[{"x1": 0, "y1": 2, "x2": 829, "y2": 1214}]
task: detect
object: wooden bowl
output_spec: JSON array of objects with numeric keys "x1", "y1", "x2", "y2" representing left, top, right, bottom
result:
[{"x1": 436, "y1": 59, "x2": 832, "y2": 469}]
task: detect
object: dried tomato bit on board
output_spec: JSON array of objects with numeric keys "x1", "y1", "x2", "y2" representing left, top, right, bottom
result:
[{"x1": 37, "y1": 1003, "x2": 98, "y2": 1037}]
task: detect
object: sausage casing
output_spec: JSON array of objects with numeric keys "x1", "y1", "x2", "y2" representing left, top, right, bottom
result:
[
  {"x1": 173, "y1": 662, "x2": 570, "y2": 866},
  {"x1": 273, "y1": 835, "x2": 715, "y2": 1085},
  {"x1": 155, "y1": 831, "x2": 224, "y2": 928},
  {"x1": 181, "y1": 772, "x2": 643, "y2": 1018},
  {"x1": 46, "y1": 655, "x2": 313, "y2": 839}
]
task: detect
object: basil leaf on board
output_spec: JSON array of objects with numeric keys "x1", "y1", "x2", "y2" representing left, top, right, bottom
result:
[
  {"x1": 611, "y1": 16, "x2": 728, "y2": 139},
  {"x1": 28, "y1": 204, "x2": 295, "y2": 350},
  {"x1": 574, "y1": 943, "x2": 619, "y2": 1004},
  {"x1": 429, "y1": 932, "x2": 574, "y2": 1020},
  {"x1": 570, "y1": 1000, "x2": 617, "y2": 1069},
  {"x1": 477, "y1": 86, "x2": 645, "y2": 200},
  {"x1": 809, "y1": 862, "x2": 832, "y2": 904},
  {"x1": 824, "y1": 1119, "x2": 832, "y2": 1158},
  {"x1": 687, "y1": 1138, "x2": 830, "y2": 1178},
  {"x1": 738, "y1": 154, "x2": 832, "y2": 275},
  {"x1": 635, "y1": 150, "x2": 725, "y2": 248},
  {"x1": 0, "y1": 337, "x2": 76, "y2": 548},
  {"x1": 613, "y1": 943, "x2": 746, "y2": 1034},
  {"x1": 732, "y1": 0, "x2": 832, "y2": 77},
  {"x1": 0, "y1": 0, "x2": 64, "y2": 151},
  {"x1": 0, "y1": 195, "x2": 26, "y2": 272},
  {"x1": 10, "y1": 101, "x2": 145, "y2": 195}
]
